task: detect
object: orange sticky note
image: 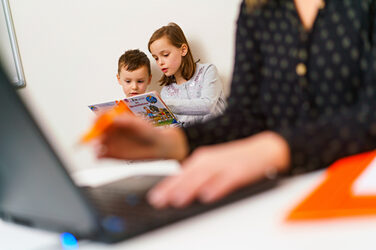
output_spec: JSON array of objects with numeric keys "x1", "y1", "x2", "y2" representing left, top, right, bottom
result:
[{"x1": 80, "y1": 100, "x2": 132, "y2": 143}]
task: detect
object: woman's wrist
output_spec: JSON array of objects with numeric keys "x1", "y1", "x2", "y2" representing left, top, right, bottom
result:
[
  {"x1": 243, "y1": 131, "x2": 290, "y2": 175},
  {"x1": 158, "y1": 127, "x2": 189, "y2": 161},
  {"x1": 261, "y1": 131, "x2": 291, "y2": 172}
]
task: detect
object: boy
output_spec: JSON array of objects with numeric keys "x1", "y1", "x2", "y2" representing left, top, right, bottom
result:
[{"x1": 117, "y1": 49, "x2": 152, "y2": 97}]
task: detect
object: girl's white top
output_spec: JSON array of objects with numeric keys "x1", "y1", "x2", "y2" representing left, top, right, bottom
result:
[{"x1": 160, "y1": 63, "x2": 227, "y2": 127}]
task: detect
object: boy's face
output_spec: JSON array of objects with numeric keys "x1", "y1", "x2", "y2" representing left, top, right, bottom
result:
[{"x1": 117, "y1": 65, "x2": 151, "y2": 97}]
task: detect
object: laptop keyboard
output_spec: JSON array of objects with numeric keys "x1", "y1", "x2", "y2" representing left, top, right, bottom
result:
[
  {"x1": 81, "y1": 175, "x2": 211, "y2": 220},
  {"x1": 80, "y1": 175, "x2": 277, "y2": 238}
]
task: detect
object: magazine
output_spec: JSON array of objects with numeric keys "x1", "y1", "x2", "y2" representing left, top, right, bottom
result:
[{"x1": 88, "y1": 92, "x2": 180, "y2": 127}]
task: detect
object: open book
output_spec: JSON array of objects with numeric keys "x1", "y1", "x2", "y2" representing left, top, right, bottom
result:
[{"x1": 88, "y1": 91, "x2": 180, "y2": 127}]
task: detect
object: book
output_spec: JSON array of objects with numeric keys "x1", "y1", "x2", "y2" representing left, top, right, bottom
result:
[{"x1": 88, "y1": 91, "x2": 180, "y2": 127}]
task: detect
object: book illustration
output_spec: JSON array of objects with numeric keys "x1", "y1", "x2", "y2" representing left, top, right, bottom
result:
[{"x1": 88, "y1": 92, "x2": 179, "y2": 126}]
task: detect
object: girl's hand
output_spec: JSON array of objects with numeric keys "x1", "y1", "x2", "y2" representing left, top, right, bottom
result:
[
  {"x1": 147, "y1": 131, "x2": 290, "y2": 208},
  {"x1": 94, "y1": 114, "x2": 188, "y2": 161}
]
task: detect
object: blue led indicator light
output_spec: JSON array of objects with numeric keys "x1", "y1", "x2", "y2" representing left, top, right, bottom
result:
[{"x1": 60, "y1": 232, "x2": 78, "y2": 250}]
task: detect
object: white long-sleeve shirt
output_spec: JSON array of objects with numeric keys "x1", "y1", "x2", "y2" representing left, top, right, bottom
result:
[{"x1": 160, "y1": 63, "x2": 227, "y2": 127}]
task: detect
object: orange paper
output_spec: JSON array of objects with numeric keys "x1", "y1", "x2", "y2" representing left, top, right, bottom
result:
[{"x1": 287, "y1": 150, "x2": 376, "y2": 221}]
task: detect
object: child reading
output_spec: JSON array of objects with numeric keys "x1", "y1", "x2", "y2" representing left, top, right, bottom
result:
[
  {"x1": 88, "y1": 49, "x2": 181, "y2": 126},
  {"x1": 148, "y1": 23, "x2": 227, "y2": 127},
  {"x1": 117, "y1": 49, "x2": 152, "y2": 97}
]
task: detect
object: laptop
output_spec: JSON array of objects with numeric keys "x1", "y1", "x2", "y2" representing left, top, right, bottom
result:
[{"x1": 0, "y1": 65, "x2": 278, "y2": 243}]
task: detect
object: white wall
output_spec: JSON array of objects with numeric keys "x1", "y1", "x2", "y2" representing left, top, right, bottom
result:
[{"x1": 3, "y1": 0, "x2": 242, "y2": 171}]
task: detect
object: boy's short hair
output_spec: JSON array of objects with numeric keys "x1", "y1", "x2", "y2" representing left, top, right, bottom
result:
[{"x1": 118, "y1": 49, "x2": 151, "y2": 76}]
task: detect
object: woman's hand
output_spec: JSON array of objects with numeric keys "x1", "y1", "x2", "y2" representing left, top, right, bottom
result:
[
  {"x1": 147, "y1": 131, "x2": 290, "y2": 209},
  {"x1": 94, "y1": 114, "x2": 188, "y2": 161}
]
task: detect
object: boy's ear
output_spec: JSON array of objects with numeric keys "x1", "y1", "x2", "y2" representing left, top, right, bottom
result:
[
  {"x1": 181, "y1": 44, "x2": 188, "y2": 56},
  {"x1": 116, "y1": 74, "x2": 121, "y2": 84},
  {"x1": 147, "y1": 74, "x2": 152, "y2": 84}
]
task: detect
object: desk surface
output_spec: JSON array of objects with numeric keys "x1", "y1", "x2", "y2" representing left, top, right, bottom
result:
[{"x1": 1, "y1": 160, "x2": 376, "y2": 250}]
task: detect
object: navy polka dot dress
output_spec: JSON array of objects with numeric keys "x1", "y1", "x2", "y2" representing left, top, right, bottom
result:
[{"x1": 183, "y1": 0, "x2": 376, "y2": 174}]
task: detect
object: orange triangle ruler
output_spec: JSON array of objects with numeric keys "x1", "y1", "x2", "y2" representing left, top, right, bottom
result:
[{"x1": 287, "y1": 150, "x2": 376, "y2": 220}]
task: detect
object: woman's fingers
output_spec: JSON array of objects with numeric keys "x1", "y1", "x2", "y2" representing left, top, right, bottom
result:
[
  {"x1": 198, "y1": 165, "x2": 260, "y2": 203},
  {"x1": 94, "y1": 114, "x2": 188, "y2": 160},
  {"x1": 94, "y1": 115, "x2": 160, "y2": 159},
  {"x1": 168, "y1": 170, "x2": 220, "y2": 208},
  {"x1": 147, "y1": 175, "x2": 184, "y2": 209},
  {"x1": 110, "y1": 114, "x2": 156, "y2": 140},
  {"x1": 148, "y1": 148, "x2": 222, "y2": 208}
]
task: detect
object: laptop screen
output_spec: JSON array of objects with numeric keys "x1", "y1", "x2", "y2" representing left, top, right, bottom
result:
[{"x1": 0, "y1": 64, "x2": 98, "y2": 236}]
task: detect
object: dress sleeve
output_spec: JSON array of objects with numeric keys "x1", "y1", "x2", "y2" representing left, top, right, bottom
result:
[
  {"x1": 183, "y1": 1, "x2": 266, "y2": 151},
  {"x1": 164, "y1": 65, "x2": 224, "y2": 115}
]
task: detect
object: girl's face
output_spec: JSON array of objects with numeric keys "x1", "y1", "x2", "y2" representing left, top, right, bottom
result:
[{"x1": 150, "y1": 36, "x2": 187, "y2": 77}]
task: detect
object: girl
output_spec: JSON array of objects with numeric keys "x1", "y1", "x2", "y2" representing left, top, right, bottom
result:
[{"x1": 148, "y1": 23, "x2": 227, "y2": 127}]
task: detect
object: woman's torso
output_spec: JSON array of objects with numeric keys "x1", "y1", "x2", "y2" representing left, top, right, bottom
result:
[{"x1": 233, "y1": 0, "x2": 374, "y2": 129}]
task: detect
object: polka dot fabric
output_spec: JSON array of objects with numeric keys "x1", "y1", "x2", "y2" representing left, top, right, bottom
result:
[
  {"x1": 184, "y1": 0, "x2": 376, "y2": 173},
  {"x1": 183, "y1": 0, "x2": 376, "y2": 174}
]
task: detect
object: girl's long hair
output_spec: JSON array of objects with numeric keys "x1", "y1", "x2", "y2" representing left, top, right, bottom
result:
[{"x1": 148, "y1": 22, "x2": 196, "y2": 86}]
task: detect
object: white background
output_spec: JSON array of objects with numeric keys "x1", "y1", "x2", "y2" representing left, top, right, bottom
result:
[{"x1": 0, "y1": 0, "x2": 242, "y2": 172}]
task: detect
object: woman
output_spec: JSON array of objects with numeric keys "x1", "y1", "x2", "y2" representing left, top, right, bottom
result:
[{"x1": 94, "y1": 0, "x2": 376, "y2": 209}]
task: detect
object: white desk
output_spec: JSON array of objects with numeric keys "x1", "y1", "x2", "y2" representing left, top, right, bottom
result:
[{"x1": 1, "y1": 161, "x2": 376, "y2": 250}]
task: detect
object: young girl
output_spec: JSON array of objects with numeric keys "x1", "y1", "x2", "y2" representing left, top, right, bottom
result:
[{"x1": 148, "y1": 23, "x2": 227, "y2": 127}]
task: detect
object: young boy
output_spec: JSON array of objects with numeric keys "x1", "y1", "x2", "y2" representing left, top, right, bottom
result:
[{"x1": 117, "y1": 49, "x2": 152, "y2": 97}]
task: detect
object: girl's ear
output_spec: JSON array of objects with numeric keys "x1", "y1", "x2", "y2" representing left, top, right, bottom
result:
[
  {"x1": 116, "y1": 74, "x2": 121, "y2": 84},
  {"x1": 181, "y1": 43, "x2": 188, "y2": 56}
]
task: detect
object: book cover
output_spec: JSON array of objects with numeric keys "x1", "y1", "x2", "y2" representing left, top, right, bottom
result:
[{"x1": 88, "y1": 92, "x2": 180, "y2": 126}]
